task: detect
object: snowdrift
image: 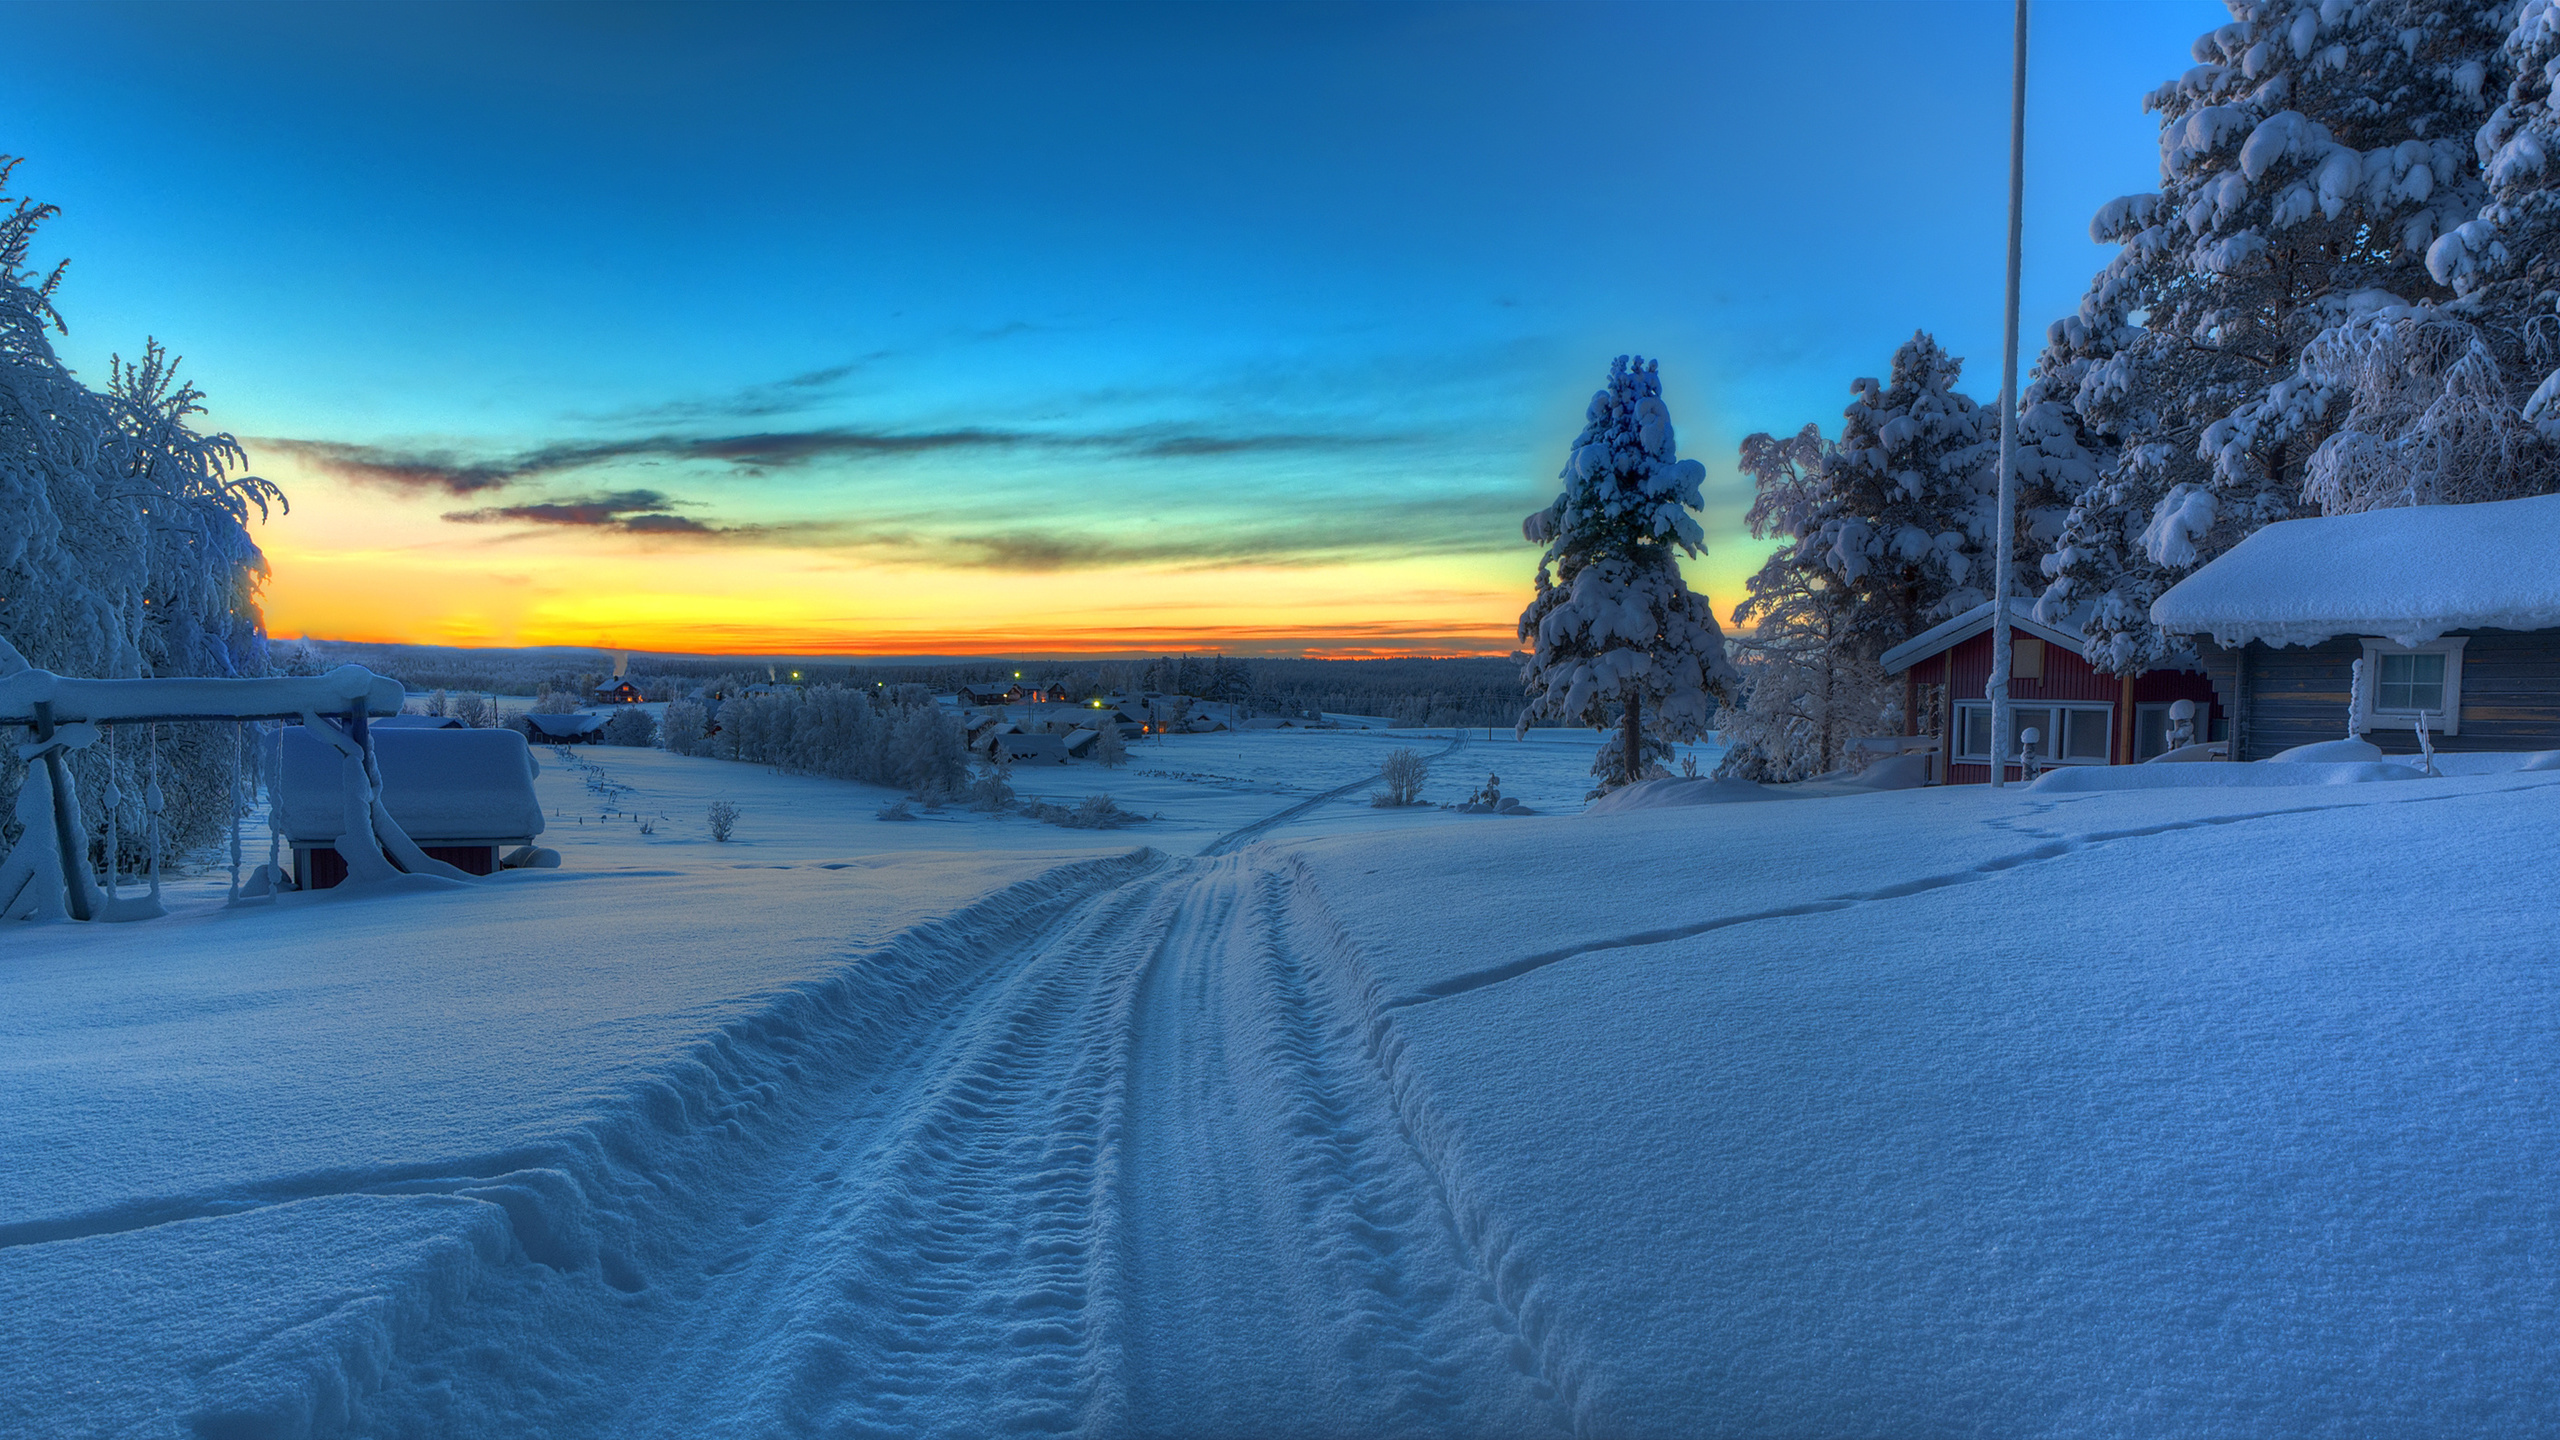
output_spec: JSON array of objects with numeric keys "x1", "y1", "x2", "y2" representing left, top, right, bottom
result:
[{"x1": 2031, "y1": 760, "x2": 2424, "y2": 792}]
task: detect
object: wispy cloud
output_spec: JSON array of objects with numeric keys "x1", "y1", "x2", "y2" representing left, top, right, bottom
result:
[
  {"x1": 254, "y1": 423, "x2": 1424, "y2": 497},
  {"x1": 442, "y1": 489, "x2": 724, "y2": 536}
]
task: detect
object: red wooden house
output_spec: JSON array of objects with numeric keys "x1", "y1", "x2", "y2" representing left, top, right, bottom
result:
[{"x1": 1880, "y1": 600, "x2": 2224, "y2": 784}]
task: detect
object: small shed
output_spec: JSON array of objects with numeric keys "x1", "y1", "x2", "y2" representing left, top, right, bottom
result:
[
  {"x1": 2152, "y1": 493, "x2": 2560, "y2": 759},
  {"x1": 592, "y1": 680, "x2": 644, "y2": 705},
  {"x1": 520, "y1": 711, "x2": 610, "y2": 743},
  {"x1": 1880, "y1": 599, "x2": 2222, "y2": 783},
  {"x1": 274, "y1": 726, "x2": 545, "y2": 888}
]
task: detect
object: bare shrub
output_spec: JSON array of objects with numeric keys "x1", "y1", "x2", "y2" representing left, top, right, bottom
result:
[
  {"x1": 706, "y1": 799, "x2": 740, "y2": 842},
  {"x1": 1371, "y1": 746, "x2": 1428, "y2": 806},
  {"x1": 1021, "y1": 794, "x2": 1145, "y2": 829}
]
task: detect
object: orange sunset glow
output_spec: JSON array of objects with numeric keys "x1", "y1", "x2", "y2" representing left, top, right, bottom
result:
[{"x1": 246, "y1": 456, "x2": 1770, "y2": 660}]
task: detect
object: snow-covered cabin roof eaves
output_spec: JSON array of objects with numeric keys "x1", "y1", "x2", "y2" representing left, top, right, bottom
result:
[
  {"x1": 1879, "y1": 599, "x2": 2089, "y2": 675},
  {"x1": 2150, "y1": 493, "x2": 2560, "y2": 649}
]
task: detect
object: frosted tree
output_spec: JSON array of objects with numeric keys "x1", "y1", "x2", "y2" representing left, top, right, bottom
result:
[
  {"x1": 1090, "y1": 716, "x2": 1129, "y2": 767},
  {"x1": 1793, "y1": 333, "x2": 2022, "y2": 651},
  {"x1": 1718, "y1": 423, "x2": 1898, "y2": 782},
  {"x1": 1517, "y1": 356, "x2": 1736, "y2": 794},
  {"x1": 2034, "y1": 1, "x2": 2510, "y2": 671},
  {"x1": 2225, "y1": 0, "x2": 2560, "y2": 518},
  {"x1": 1, "y1": 158, "x2": 283, "y2": 874}
]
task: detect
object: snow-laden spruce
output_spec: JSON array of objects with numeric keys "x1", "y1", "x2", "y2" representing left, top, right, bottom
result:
[
  {"x1": 1517, "y1": 356, "x2": 1734, "y2": 794},
  {"x1": 2032, "y1": 1, "x2": 2512, "y2": 673}
]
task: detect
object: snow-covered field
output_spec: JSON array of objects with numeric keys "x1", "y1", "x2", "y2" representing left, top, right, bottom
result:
[{"x1": 6, "y1": 732, "x2": 2559, "y2": 1437}]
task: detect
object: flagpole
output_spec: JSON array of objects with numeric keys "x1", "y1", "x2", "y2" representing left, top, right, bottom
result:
[{"x1": 1988, "y1": 0, "x2": 2027, "y2": 787}]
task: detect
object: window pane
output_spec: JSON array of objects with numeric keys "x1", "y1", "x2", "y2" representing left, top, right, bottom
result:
[
  {"x1": 2375, "y1": 651, "x2": 2448, "y2": 713},
  {"x1": 2136, "y1": 707, "x2": 2168, "y2": 760},
  {"x1": 1962, "y1": 707, "x2": 1990, "y2": 759},
  {"x1": 2066, "y1": 708, "x2": 2111, "y2": 759},
  {"x1": 2410, "y1": 652, "x2": 2445, "y2": 712}
]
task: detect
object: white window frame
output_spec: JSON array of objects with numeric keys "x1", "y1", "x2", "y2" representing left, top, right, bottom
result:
[
  {"x1": 2356, "y1": 637, "x2": 2466, "y2": 736},
  {"x1": 1953, "y1": 701, "x2": 2116, "y2": 765}
]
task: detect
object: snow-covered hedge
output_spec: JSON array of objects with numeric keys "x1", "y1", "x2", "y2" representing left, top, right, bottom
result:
[{"x1": 663, "y1": 687, "x2": 969, "y2": 799}]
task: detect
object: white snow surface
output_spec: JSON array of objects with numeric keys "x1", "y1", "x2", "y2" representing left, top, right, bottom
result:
[
  {"x1": 6, "y1": 731, "x2": 2560, "y2": 1436},
  {"x1": 2150, "y1": 491, "x2": 2560, "y2": 647}
]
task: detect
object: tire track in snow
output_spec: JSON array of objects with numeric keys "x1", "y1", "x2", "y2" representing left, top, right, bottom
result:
[
  {"x1": 1107, "y1": 857, "x2": 1551, "y2": 1437},
  {"x1": 601, "y1": 865, "x2": 1191, "y2": 1438},
  {"x1": 1388, "y1": 778, "x2": 2560, "y2": 1009},
  {"x1": 590, "y1": 849, "x2": 1552, "y2": 1439}
]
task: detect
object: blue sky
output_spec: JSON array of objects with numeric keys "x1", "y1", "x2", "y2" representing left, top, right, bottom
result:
[{"x1": 5, "y1": 0, "x2": 2226, "y2": 655}]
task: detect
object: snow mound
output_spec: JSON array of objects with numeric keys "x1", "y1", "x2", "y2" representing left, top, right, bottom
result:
[
  {"x1": 2151, "y1": 492, "x2": 2560, "y2": 648},
  {"x1": 2267, "y1": 738, "x2": 2386, "y2": 763},
  {"x1": 1583, "y1": 777, "x2": 1785, "y2": 814},
  {"x1": 2029, "y1": 761, "x2": 2424, "y2": 792},
  {"x1": 1840, "y1": 753, "x2": 1932, "y2": 790}
]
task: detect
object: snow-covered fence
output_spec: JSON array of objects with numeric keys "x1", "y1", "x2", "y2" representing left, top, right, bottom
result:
[{"x1": 0, "y1": 648, "x2": 448, "y2": 922}]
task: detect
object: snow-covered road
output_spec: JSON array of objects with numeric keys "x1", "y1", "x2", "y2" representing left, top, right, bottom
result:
[
  {"x1": 471, "y1": 848, "x2": 1552, "y2": 1438},
  {"x1": 330, "y1": 738, "x2": 1553, "y2": 1436}
]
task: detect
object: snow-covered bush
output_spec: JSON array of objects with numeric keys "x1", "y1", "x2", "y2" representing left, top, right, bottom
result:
[
  {"x1": 874, "y1": 798, "x2": 916, "y2": 822},
  {"x1": 1021, "y1": 794, "x2": 1145, "y2": 829},
  {"x1": 1372, "y1": 746, "x2": 1428, "y2": 806},
  {"x1": 531, "y1": 686, "x2": 583, "y2": 715},
  {"x1": 1518, "y1": 356, "x2": 1736, "y2": 795},
  {"x1": 449, "y1": 693, "x2": 493, "y2": 729},
  {"x1": 705, "y1": 799, "x2": 740, "y2": 842},
  {"x1": 967, "y1": 752, "x2": 1014, "y2": 811},
  {"x1": 1, "y1": 159, "x2": 285, "y2": 871},
  {"x1": 601, "y1": 707, "x2": 655, "y2": 747}
]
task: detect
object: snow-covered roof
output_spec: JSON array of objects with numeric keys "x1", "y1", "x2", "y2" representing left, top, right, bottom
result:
[
  {"x1": 2151, "y1": 493, "x2": 2560, "y2": 648},
  {"x1": 1878, "y1": 600, "x2": 2091, "y2": 675},
  {"x1": 273, "y1": 726, "x2": 544, "y2": 845},
  {"x1": 522, "y1": 711, "x2": 610, "y2": 737}
]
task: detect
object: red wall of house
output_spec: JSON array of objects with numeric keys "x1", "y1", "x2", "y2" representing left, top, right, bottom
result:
[{"x1": 1908, "y1": 627, "x2": 2221, "y2": 782}]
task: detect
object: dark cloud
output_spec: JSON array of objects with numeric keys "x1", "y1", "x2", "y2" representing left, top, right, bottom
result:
[
  {"x1": 257, "y1": 423, "x2": 1421, "y2": 496},
  {"x1": 253, "y1": 438, "x2": 525, "y2": 496},
  {"x1": 442, "y1": 489, "x2": 715, "y2": 535}
]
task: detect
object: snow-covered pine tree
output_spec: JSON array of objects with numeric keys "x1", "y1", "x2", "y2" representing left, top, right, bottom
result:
[
  {"x1": 1793, "y1": 332, "x2": 2015, "y2": 651},
  {"x1": 1517, "y1": 356, "x2": 1736, "y2": 794},
  {"x1": 2034, "y1": 1, "x2": 2511, "y2": 672}
]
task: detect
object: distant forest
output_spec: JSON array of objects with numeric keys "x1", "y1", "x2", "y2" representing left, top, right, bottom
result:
[{"x1": 293, "y1": 642, "x2": 1573, "y2": 729}]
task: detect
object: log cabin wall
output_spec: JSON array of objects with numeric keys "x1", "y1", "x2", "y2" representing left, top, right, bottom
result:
[{"x1": 2209, "y1": 628, "x2": 2560, "y2": 760}]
